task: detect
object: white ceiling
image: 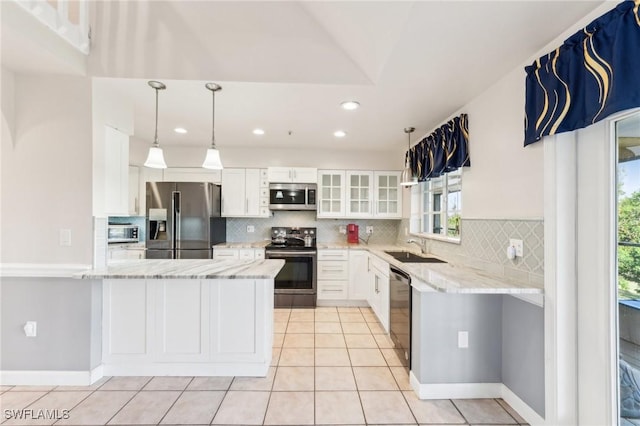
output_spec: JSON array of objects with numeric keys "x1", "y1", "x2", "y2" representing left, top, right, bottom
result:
[{"x1": 4, "y1": 1, "x2": 606, "y2": 151}]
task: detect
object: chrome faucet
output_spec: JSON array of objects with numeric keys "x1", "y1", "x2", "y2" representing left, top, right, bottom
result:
[{"x1": 407, "y1": 238, "x2": 426, "y2": 254}]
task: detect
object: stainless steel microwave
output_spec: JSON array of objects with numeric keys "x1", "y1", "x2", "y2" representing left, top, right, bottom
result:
[
  {"x1": 269, "y1": 183, "x2": 317, "y2": 211},
  {"x1": 108, "y1": 224, "x2": 140, "y2": 243}
]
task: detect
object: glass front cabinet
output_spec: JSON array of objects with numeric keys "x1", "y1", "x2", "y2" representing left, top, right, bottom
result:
[
  {"x1": 318, "y1": 170, "x2": 346, "y2": 218},
  {"x1": 318, "y1": 170, "x2": 401, "y2": 219},
  {"x1": 374, "y1": 171, "x2": 402, "y2": 219}
]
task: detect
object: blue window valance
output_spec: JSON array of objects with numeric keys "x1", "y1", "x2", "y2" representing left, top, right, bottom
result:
[
  {"x1": 524, "y1": 0, "x2": 640, "y2": 146},
  {"x1": 407, "y1": 114, "x2": 470, "y2": 181}
]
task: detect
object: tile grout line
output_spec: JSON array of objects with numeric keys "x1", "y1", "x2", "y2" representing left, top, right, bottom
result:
[
  {"x1": 258, "y1": 310, "x2": 287, "y2": 426},
  {"x1": 102, "y1": 376, "x2": 152, "y2": 426},
  {"x1": 50, "y1": 383, "x2": 104, "y2": 425},
  {"x1": 154, "y1": 376, "x2": 195, "y2": 425},
  {"x1": 493, "y1": 397, "x2": 521, "y2": 425}
]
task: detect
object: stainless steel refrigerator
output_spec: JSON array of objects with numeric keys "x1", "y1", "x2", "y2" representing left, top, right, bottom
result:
[{"x1": 145, "y1": 182, "x2": 226, "y2": 259}]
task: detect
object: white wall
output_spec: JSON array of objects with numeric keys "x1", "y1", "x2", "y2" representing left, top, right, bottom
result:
[
  {"x1": 130, "y1": 137, "x2": 405, "y2": 170},
  {"x1": 462, "y1": 68, "x2": 544, "y2": 219},
  {"x1": 1, "y1": 73, "x2": 93, "y2": 264},
  {"x1": 403, "y1": 63, "x2": 544, "y2": 220}
]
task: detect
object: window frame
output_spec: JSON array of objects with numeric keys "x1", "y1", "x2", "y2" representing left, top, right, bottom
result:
[{"x1": 411, "y1": 169, "x2": 462, "y2": 244}]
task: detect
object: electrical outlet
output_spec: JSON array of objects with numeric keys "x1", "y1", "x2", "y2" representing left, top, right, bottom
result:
[
  {"x1": 366, "y1": 226, "x2": 374, "y2": 234},
  {"x1": 247, "y1": 225, "x2": 255, "y2": 233},
  {"x1": 509, "y1": 239, "x2": 524, "y2": 257},
  {"x1": 458, "y1": 331, "x2": 468, "y2": 348},
  {"x1": 339, "y1": 225, "x2": 347, "y2": 235},
  {"x1": 24, "y1": 321, "x2": 37, "y2": 337},
  {"x1": 59, "y1": 229, "x2": 71, "y2": 246}
]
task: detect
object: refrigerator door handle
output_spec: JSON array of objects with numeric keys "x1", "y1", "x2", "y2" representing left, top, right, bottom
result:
[{"x1": 173, "y1": 191, "x2": 181, "y2": 257}]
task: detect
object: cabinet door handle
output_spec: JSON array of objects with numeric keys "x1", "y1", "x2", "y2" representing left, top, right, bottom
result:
[
  {"x1": 246, "y1": 198, "x2": 249, "y2": 214},
  {"x1": 293, "y1": 170, "x2": 297, "y2": 180}
]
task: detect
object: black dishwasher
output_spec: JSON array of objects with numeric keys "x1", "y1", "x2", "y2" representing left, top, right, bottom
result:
[{"x1": 389, "y1": 266, "x2": 411, "y2": 369}]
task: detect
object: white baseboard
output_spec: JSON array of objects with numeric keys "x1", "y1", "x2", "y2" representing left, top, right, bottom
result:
[
  {"x1": 501, "y1": 385, "x2": 545, "y2": 426},
  {"x1": 102, "y1": 362, "x2": 270, "y2": 377},
  {"x1": 409, "y1": 371, "x2": 545, "y2": 425},
  {"x1": 1, "y1": 369, "x2": 96, "y2": 386},
  {"x1": 409, "y1": 371, "x2": 502, "y2": 399},
  {"x1": 316, "y1": 299, "x2": 369, "y2": 307},
  {"x1": 89, "y1": 365, "x2": 104, "y2": 384}
]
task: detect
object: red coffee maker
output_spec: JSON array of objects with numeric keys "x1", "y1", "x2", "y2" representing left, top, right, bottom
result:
[{"x1": 347, "y1": 224, "x2": 359, "y2": 244}]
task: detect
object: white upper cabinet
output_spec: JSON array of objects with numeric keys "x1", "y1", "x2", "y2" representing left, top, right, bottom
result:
[
  {"x1": 346, "y1": 171, "x2": 373, "y2": 218},
  {"x1": 104, "y1": 126, "x2": 129, "y2": 216},
  {"x1": 221, "y1": 168, "x2": 269, "y2": 218},
  {"x1": 318, "y1": 169, "x2": 402, "y2": 219},
  {"x1": 317, "y1": 170, "x2": 346, "y2": 218},
  {"x1": 267, "y1": 167, "x2": 317, "y2": 183},
  {"x1": 374, "y1": 171, "x2": 402, "y2": 219},
  {"x1": 162, "y1": 168, "x2": 221, "y2": 183},
  {"x1": 128, "y1": 166, "x2": 140, "y2": 216}
]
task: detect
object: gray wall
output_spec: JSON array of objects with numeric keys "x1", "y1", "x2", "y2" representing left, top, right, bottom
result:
[
  {"x1": 502, "y1": 295, "x2": 545, "y2": 417},
  {"x1": 411, "y1": 291, "x2": 545, "y2": 417},
  {"x1": 412, "y1": 291, "x2": 502, "y2": 383},
  {"x1": 0, "y1": 277, "x2": 102, "y2": 371}
]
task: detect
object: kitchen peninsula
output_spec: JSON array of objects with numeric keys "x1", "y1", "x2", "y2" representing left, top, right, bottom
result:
[{"x1": 77, "y1": 258, "x2": 284, "y2": 378}]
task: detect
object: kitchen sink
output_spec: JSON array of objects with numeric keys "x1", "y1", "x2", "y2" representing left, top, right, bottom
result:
[{"x1": 383, "y1": 251, "x2": 447, "y2": 263}]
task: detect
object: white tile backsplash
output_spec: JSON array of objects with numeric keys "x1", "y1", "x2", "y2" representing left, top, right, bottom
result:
[
  {"x1": 226, "y1": 211, "x2": 400, "y2": 244},
  {"x1": 397, "y1": 218, "x2": 544, "y2": 283}
]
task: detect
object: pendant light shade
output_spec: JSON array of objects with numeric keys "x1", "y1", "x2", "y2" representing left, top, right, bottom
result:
[
  {"x1": 400, "y1": 127, "x2": 418, "y2": 187},
  {"x1": 202, "y1": 82, "x2": 223, "y2": 170},
  {"x1": 144, "y1": 81, "x2": 167, "y2": 169}
]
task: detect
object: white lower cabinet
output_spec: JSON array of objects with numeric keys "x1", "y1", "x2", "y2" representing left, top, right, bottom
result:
[
  {"x1": 213, "y1": 247, "x2": 264, "y2": 260},
  {"x1": 102, "y1": 277, "x2": 273, "y2": 376},
  {"x1": 210, "y1": 279, "x2": 269, "y2": 363},
  {"x1": 348, "y1": 250, "x2": 369, "y2": 301},
  {"x1": 155, "y1": 280, "x2": 209, "y2": 362},
  {"x1": 317, "y1": 249, "x2": 349, "y2": 300},
  {"x1": 103, "y1": 279, "x2": 152, "y2": 362},
  {"x1": 368, "y1": 255, "x2": 390, "y2": 333}
]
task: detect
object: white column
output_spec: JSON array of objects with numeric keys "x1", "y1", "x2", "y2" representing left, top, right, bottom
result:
[{"x1": 544, "y1": 132, "x2": 578, "y2": 425}]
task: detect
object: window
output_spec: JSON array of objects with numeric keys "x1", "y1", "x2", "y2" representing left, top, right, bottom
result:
[{"x1": 411, "y1": 169, "x2": 462, "y2": 241}]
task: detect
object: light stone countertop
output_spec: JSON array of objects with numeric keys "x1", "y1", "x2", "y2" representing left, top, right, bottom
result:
[
  {"x1": 368, "y1": 248, "x2": 543, "y2": 295},
  {"x1": 213, "y1": 241, "x2": 271, "y2": 249},
  {"x1": 75, "y1": 259, "x2": 285, "y2": 279},
  {"x1": 314, "y1": 242, "x2": 542, "y2": 295}
]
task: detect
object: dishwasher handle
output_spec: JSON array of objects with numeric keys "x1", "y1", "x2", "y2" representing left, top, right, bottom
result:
[{"x1": 390, "y1": 266, "x2": 411, "y2": 283}]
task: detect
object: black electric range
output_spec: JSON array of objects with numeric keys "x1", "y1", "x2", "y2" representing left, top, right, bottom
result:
[{"x1": 265, "y1": 227, "x2": 317, "y2": 308}]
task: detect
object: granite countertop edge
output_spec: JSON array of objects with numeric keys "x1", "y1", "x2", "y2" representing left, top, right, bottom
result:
[
  {"x1": 75, "y1": 259, "x2": 285, "y2": 280},
  {"x1": 317, "y1": 242, "x2": 543, "y2": 295}
]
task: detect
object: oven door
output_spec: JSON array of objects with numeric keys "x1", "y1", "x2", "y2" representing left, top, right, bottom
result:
[{"x1": 266, "y1": 250, "x2": 317, "y2": 294}]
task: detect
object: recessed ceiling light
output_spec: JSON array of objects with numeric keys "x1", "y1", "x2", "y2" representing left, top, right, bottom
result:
[
  {"x1": 334, "y1": 130, "x2": 347, "y2": 138},
  {"x1": 340, "y1": 101, "x2": 360, "y2": 111},
  {"x1": 253, "y1": 128, "x2": 265, "y2": 135},
  {"x1": 174, "y1": 127, "x2": 187, "y2": 134}
]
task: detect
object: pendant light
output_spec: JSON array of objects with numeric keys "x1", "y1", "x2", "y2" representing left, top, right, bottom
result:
[
  {"x1": 144, "y1": 81, "x2": 168, "y2": 169},
  {"x1": 400, "y1": 127, "x2": 418, "y2": 187},
  {"x1": 202, "y1": 82, "x2": 223, "y2": 170}
]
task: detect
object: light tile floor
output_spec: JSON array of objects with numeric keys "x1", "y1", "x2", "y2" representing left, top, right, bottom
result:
[{"x1": 0, "y1": 307, "x2": 530, "y2": 425}]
